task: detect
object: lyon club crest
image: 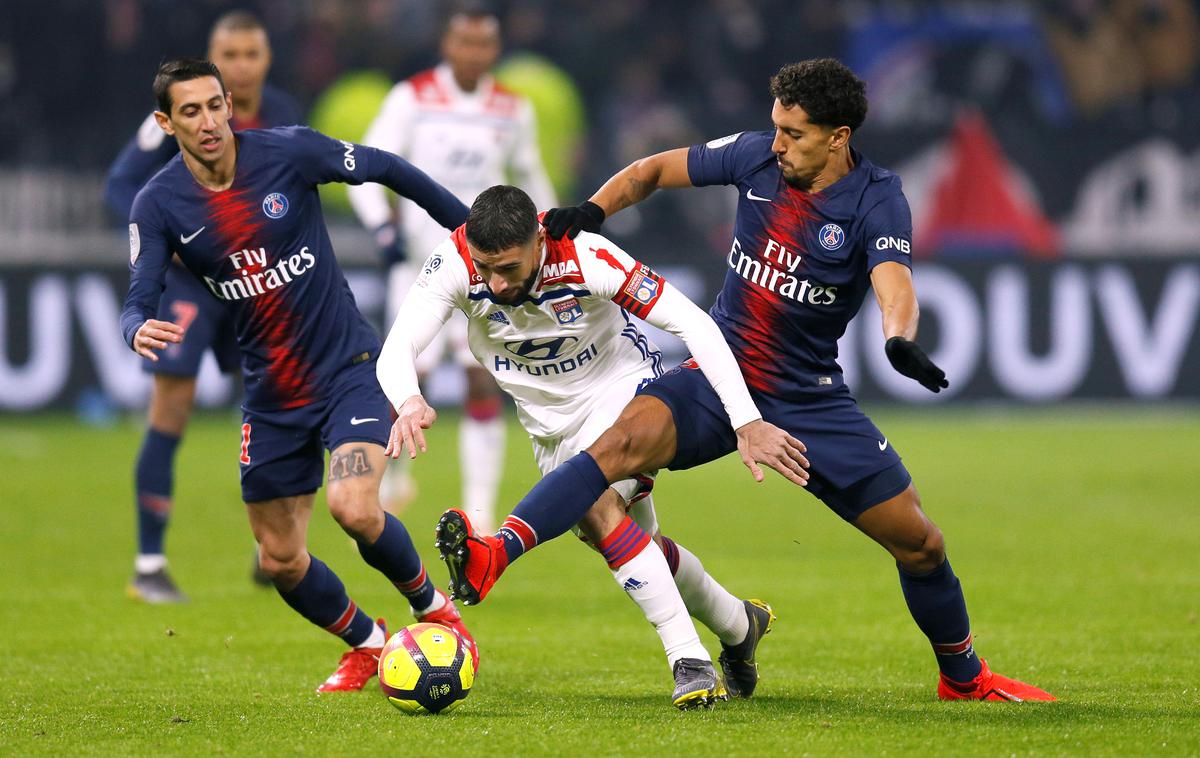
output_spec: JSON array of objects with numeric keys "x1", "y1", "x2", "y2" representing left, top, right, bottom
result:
[
  {"x1": 552, "y1": 297, "x2": 583, "y2": 324},
  {"x1": 818, "y1": 223, "x2": 845, "y2": 251},
  {"x1": 262, "y1": 193, "x2": 289, "y2": 219}
]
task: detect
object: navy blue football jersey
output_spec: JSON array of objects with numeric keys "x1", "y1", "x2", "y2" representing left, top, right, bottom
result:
[
  {"x1": 120, "y1": 126, "x2": 468, "y2": 411},
  {"x1": 688, "y1": 131, "x2": 913, "y2": 397},
  {"x1": 105, "y1": 84, "x2": 302, "y2": 221}
]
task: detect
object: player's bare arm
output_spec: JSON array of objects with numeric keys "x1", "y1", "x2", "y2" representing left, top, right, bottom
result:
[
  {"x1": 871, "y1": 261, "x2": 948, "y2": 393},
  {"x1": 132, "y1": 319, "x2": 184, "y2": 361},
  {"x1": 385, "y1": 394, "x2": 438, "y2": 460},
  {"x1": 543, "y1": 148, "x2": 691, "y2": 239}
]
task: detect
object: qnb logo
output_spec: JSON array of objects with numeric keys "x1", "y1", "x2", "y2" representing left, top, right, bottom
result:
[
  {"x1": 340, "y1": 140, "x2": 356, "y2": 171},
  {"x1": 494, "y1": 341, "x2": 599, "y2": 377},
  {"x1": 504, "y1": 336, "x2": 579, "y2": 360},
  {"x1": 203, "y1": 246, "x2": 316, "y2": 301},
  {"x1": 875, "y1": 236, "x2": 911, "y2": 255}
]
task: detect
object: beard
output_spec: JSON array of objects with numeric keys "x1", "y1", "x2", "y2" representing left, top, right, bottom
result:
[{"x1": 492, "y1": 266, "x2": 540, "y2": 304}]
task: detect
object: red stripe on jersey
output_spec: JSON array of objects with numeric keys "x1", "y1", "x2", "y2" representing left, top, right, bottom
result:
[
  {"x1": 408, "y1": 69, "x2": 451, "y2": 105},
  {"x1": 449, "y1": 226, "x2": 485, "y2": 286},
  {"x1": 612, "y1": 262, "x2": 665, "y2": 319},
  {"x1": 483, "y1": 81, "x2": 519, "y2": 117},
  {"x1": 539, "y1": 232, "x2": 586, "y2": 286}
]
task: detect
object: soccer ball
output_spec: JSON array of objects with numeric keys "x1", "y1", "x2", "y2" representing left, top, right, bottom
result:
[{"x1": 378, "y1": 622, "x2": 474, "y2": 714}]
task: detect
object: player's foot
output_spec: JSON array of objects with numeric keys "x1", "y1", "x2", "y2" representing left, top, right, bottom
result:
[
  {"x1": 416, "y1": 589, "x2": 480, "y2": 672},
  {"x1": 250, "y1": 551, "x2": 272, "y2": 587},
  {"x1": 718, "y1": 598, "x2": 776, "y2": 698},
  {"x1": 126, "y1": 568, "x2": 187, "y2": 604},
  {"x1": 435, "y1": 508, "x2": 508, "y2": 606},
  {"x1": 671, "y1": 658, "x2": 728, "y2": 710},
  {"x1": 316, "y1": 619, "x2": 388, "y2": 692},
  {"x1": 938, "y1": 659, "x2": 1057, "y2": 702}
]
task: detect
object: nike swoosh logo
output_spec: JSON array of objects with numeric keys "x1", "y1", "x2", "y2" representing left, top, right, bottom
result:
[
  {"x1": 746, "y1": 188, "x2": 772, "y2": 202},
  {"x1": 878, "y1": 438, "x2": 888, "y2": 451},
  {"x1": 350, "y1": 417, "x2": 379, "y2": 425},
  {"x1": 180, "y1": 227, "x2": 205, "y2": 244}
]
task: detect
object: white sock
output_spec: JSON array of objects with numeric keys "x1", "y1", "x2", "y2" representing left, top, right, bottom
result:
[
  {"x1": 671, "y1": 540, "x2": 748, "y2": 646},
  {"x1": 459, "y1": 415, "x2": 505, "y2": 533},
  {"x1": 135, "y1": 554, "x2": 167, "y2": 574},
  {"x1": 412, "y1": 589, "x2": 447, "y2": 618},
  {"x1": 612, "y1": 543, "x2": 710, "y2": 667},
  {"x1": 356, "y1": 621, "x2": 386, "y2": 649}
]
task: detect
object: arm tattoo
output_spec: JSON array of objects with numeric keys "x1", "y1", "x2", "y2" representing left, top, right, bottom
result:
[
  {"x1": 329, "y1": 446, "x2": 373, "y2": 481},
  {"x1": 621, "y1": 177, "x2": 655, "y2": 208}
]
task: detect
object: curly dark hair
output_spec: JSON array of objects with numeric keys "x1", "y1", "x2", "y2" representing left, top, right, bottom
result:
[
  {"x1": 466, "y1": 185, "x2": 538, "y2": 253},
  {"x1": 769, "y1": 59, "x2": 868, "y2": 132}
]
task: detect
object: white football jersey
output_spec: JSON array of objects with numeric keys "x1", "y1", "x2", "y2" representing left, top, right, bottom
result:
[
  {"x1": 378, "y1": 227, "x2": 762, "y2": 440},
  {"x1": 348, "y1": 64, "x2": 556, "y2": 254}
]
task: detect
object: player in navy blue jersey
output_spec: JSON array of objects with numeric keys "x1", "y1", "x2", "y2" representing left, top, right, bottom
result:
[
  {"x1": 106, "y1": 11, "x2": 303, "y2": 602},
  {"x1": 440, "y1": 59, "x2": 1055, "y2": 702},
  {"x1": 120, "y1": 58, "x2": 476, "y2": 691}
]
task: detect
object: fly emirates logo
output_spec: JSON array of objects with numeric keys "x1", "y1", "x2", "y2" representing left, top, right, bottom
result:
[
  {"x1": 727, "y1": 238, "x2": 837, "y2": 305},
  {"x1": 203, "y1": 246, "x2": 316, "y2": 301}
]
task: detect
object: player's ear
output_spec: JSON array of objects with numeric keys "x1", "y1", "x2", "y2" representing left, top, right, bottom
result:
[
  {"x1": 154, "y1": 110, "x2": 174, "y2": 137},
  {"x1": 225, "y1": 91, "x2": 234, "y2": 120},
  {"x1": 830, "y1": 125, "x2": 851, "y2": 151}
]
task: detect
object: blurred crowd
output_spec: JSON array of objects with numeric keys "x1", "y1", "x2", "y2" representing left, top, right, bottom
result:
[{"x1": 3, "y1": 0, "x2": 1199, "y2": 256}]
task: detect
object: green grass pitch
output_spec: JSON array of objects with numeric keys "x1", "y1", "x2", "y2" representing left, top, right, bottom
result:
[{"x1": 1, "y1": 408, "x2": 1197, "y2": 756}]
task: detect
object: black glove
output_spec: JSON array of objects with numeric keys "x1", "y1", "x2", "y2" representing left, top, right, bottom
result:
[
  {"x1": 374, "y1": 223, "x2": 406, "y2": 266},
  {"x1": 885, "y1": 337, "x2": 949, "y2": 393},
  {"x1": 542, "y1": 201, "x2": 605, "y2": 240}
]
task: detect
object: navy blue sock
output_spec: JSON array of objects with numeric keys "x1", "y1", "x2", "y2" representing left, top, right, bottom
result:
[
  {"x1": 277, "y1": 554, "x2": 377, "y2": 647},
  {"x1": 897, "y1": 558, "x2": 982, "y2": 682},
  {"x1": 499, "y1": 452, "x2": 609, "y2": 565},
  {"x1": 134, "y1": 428, "x2": 180, "y2": 557},
  {"x1": 356, "y1": 513, "x2": 435, "y2": 611}
]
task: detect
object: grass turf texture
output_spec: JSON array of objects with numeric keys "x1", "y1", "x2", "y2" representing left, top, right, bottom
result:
[{"x1": 1, "y1": 408, "x2": 1197, "y2": 756}]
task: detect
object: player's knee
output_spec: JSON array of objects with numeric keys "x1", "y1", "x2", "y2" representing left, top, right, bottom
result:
[
  {"x1": 327, "y1": 488, "x2": 383, "y2": 541},
  {"x1": 588, "y1": 423, "x2": 647, "y2": 479},
  {"x1": 895, "y1": 524, "x2": 945, "y2": 573},
  {"x1": 257, "y1": 546, "x2": 306, "y2": 586}
]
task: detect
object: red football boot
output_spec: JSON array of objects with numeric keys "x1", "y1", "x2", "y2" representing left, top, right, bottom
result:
[
  {"x1": 435, "y1": 508, "x2": 508, "y2": 606},
  {"x1": 938, "y1": 659, "x2": 1057, "y2": 702},
  {"x1": 417, "y1": 589, "x2": 480, "y2": 673},
  {"x1": 316, "y1": 619, "x2": 387, "y2": 692}
]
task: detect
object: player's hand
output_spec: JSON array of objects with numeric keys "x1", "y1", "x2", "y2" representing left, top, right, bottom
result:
[
  {"x1": 885, "y1": 337, "x2": 949, "y2": 393},
  {"x1": 132, "y1": 319, "x2": 184, "y2": 361},
  {"x1": 734, "y1": 419, "x2": 809, "y2": 486},
  {"x1": 386, "y1": 395, "x2": 438, "y2": 460},
  {"x1": 542, "y1": 201, "x2": 605, "y2": 240},
  {"x1": 374, "y1": 223, "x2": 406, "y2": 266}
]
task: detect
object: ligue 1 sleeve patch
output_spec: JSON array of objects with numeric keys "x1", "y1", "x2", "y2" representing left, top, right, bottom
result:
[
  {"x1": 613, "y1": 263, "x2": 664, "y2": 317},
  {"x1": 128, "y1": 223, "x2": 141, "y2": 265},
  {"x1": 705, "y1": 132, "x2": 743, "y2": 149}
]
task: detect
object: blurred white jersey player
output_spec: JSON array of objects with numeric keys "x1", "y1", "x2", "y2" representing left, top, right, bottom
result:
[
  {"x1": 377, "y1": 186, "x2": 776, "y2": 708},
  {"x1": 349, "y1": 9, "x2": 555, "y2": 529}
]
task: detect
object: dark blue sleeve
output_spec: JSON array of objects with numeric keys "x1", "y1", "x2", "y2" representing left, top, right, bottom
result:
[
  {"x1": 119, "y1": 190, "x2": 172, "y2": 348},
  {"x1": 862, "y1": 179, "x2": 914, "y2": 271},
  {"x1": 104, "y1": 113, "x2": 178, "y2": 223},
  {"x1": 686, "y1": 131, "x2": 772, "y2": 187},
  {"x1": 284, "y1": 126, "x2": 469, "y2": 230}
]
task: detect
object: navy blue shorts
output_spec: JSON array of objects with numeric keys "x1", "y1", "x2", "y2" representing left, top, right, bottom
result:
[
  {"x1": 238, "y1": 359, "x2": 392, "y2": 502},
  {"x1": 143, "y1": 263, "x2": 239, "y2": 377},
  {"x1": 638, "y1": 361, "x2": 912, "y2": 522}
]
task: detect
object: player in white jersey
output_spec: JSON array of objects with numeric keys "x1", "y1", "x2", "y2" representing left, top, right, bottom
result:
[
  {"x1": 349, "y1": 9, "x2": 555, "y2": 530},
  {"x1": 377, "y1": 185, "x2": 806, "y2": 708}
]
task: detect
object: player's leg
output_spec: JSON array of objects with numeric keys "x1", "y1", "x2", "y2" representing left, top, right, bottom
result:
[
  {"x1": 247, "y1": 492, "x2": 388, "y2": 691},
  {"x1": 853, "y1": 484, "x2": 1054, "y2": 701},
  {"x1": 459, "y1": 364, "x2": 504, "y2": 534}
]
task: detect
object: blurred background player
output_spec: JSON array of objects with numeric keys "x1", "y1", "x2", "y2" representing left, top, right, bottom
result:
[
  {"x1": 105, "y1": 10, "x2": 303, "y2": 602},
  {"x1": 121, "y1": 58, "x2": 475, "y2": 690},
  {"x1": 348, "y1": 6, "x2": 556, "y2": 531}
]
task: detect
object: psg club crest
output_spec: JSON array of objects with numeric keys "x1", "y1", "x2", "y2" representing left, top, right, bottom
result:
[
  {"x1": 552, "y1": 297, "x2": 583, "y2": 324},
  {"x1": 262, "y1": 193, "x2": 289, "y2": 219},
  {"x1": 819, "y1": 223, "x2": 845, "y2": 251}
]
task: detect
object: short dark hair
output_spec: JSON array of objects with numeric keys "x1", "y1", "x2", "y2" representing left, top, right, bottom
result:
[
  {"x1": 153, "y1": 58, "x2": 226, "y2": 115},
  {"x1": 465, "y1": 185, "x2": 538, "y2": 253},
  {"x1": 770, "y1": 59, "x2": 868, "y2": 132},
  {"x1": 211, "y1": 9, "x2": 267, "y2": 41},
  {"x1": 444, "y1": 2, "x2": 500, "y2": 33}
]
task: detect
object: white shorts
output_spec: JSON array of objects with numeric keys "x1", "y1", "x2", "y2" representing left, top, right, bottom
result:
[
  {"x1": 387, "y1": 261, "x2": 475, "y2": 374},
  {"x1": 528, "y1": 371, "x2": 659, "y2": 538}
]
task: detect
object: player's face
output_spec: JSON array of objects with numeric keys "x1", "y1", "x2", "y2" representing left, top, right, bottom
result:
[
  {"x1": 442, "y1": 15, "x2": 501, "y2": 89},
  {"x1": 770, "y1": 99, "x2": 849, "y2": 191},
  {"x1": 155, "y1": 77, "x2": 234, "y2": 163},
  {"x1": 470, "y1": 230, "x2": 544, "y2": 304},
  {"x1": 209, "y1": 28, "x2": 271, "y2": 104}
]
